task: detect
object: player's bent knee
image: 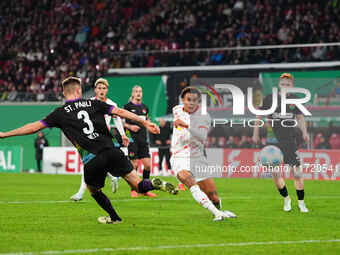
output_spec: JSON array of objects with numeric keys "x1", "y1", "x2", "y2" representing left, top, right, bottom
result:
[
  {"x1": 272, "y1": 171, "x2": 283, "y2": 179},
  {"x1": 293, "y1": 167, "x2": 303, "y2": 179},
  {"x1": 142, "y1": 158, "x2": 151, "y2": 170},
  {"x1": 177, "y1": 170, "x2": 190, "y2": 181},
  {"x1": 87, "y1": 185, "x2": 101, "y2": 195},
  {"x1": 293, "y1": 172, "x2": 303, "y2": 179},
  {"x1": 122, "y1": 171, "x2": 140, "y2": 191},
  {"x1": 177, "y1": 170, "x2": 196, "y2": 188},
  {"x1": 131, "y1": 160, "x2": 138, "y2": 169}
]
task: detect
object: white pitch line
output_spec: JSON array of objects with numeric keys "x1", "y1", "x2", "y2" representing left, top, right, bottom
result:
[
  {"x1": 1, "y1": 239, "x2": 340, "y2": 255},
  {"x1": 0, "y1": 197, "x2": 250, "y2": 205},
  {"x1": 0, "y1": 200, "x2": 86, "y2": 204},
  {"x1": 0, "y1": 195, "x2": 340, "y2": 205}
]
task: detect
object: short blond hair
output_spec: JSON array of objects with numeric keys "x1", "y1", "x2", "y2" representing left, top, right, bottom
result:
[
  {"x1": 280, "y1": 73, "x2": 294, "y2": 81},
  {"x1": 62, "y1": 76, "x2": 81, "y2": 89},
  {"x1": 95, "y1": 78, "x2": 109, "y2": 88}
]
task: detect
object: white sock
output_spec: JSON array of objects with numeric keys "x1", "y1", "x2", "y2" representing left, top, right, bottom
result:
[
  {"x1": 77, "y1": 173, "x2": 87, "y2": 196},
  {"x1": 107, "y1": 173, "x2": 119, "y2": 182},
  {"x1": 189, "y1": 185, "x2": 220, "y2": 216},
  {"x1": 107, "y1": 173, "x2": 115, "y2": 181}
]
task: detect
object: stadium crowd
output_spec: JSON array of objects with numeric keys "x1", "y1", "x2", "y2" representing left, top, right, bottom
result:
[
  {"x1": 0, "y1": 0, "x2": 156, "y2": 102},
  {"x1": 206, "y1": 125, "x2": 340, "y2": 149},
  {"x1": 206, "y1": 133, "x2": 340, "y2": 149},
  {"x1": 1, "y1": 0, "x2": 340, "y2": 101}
]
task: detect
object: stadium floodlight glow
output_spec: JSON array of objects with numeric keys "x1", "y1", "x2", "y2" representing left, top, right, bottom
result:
[{"x1": 201, "y1": 84, "x2": 312, "y2": 116}]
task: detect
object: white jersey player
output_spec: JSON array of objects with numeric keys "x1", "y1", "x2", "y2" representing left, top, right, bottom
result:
[
  {"x1": 170, "y1": 87, "x2": 237, "y2": 221},
  {"x1": 70, "y1": 78, "x2": 129, "y2": 201}
]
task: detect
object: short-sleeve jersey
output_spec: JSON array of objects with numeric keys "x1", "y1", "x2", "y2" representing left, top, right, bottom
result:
[
  {"x1": 171, "y1": 105, "x2": 211, "y2": 158},
  {"x1": 90, "y1": 97, "x2": 117, "y2": 131},
  {"x1": 261, "y1": 93, "x2": 303, "y2": 141},
  {"x1": 123, "y1": 101, "x2": 149, "y2": 142},
  {"x1": 41, "y1": 98, "x2": 115, "y2": 160}
]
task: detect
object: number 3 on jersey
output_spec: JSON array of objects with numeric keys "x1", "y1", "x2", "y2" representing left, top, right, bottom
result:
[{"x1": 77, "y1": 110, "x2": 94, "y2": 135}]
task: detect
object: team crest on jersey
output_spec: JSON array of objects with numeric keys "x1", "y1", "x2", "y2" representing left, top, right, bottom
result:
[{"x1": 142, "y1": 109, "x2": 146, "y2": 114}]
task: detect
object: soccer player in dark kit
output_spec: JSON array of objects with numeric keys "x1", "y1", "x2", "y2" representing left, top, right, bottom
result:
[
  {"x1": 253, "y1": 73, "x2": 310, "y2": 213},
  {"x1": 0, "y1": 77, "x2": 178, "y2": 224},
  {"x1": 124, "y1": 85, "x2": 156, "y2": 197}
]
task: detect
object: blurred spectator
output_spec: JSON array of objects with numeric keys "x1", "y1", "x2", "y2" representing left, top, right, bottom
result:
[
  {"x1": 329, "y1": 133, "x2": 340, "y2": 149},
  {"x1": 34, "y1": 132, "x2": 49, "y2": 173},
  {"x1": 330, "y1": 79, "x2": 340, "y2": 98},
  {"x1": 312, "y1": 43, "x2": 328, "y2": 61},
  {"x1": 0, "y1": 86, "x2": 7, "y2": 101},
  {"x1": 260, "y1": 137, "x2": 267, "y2": 148},
  {"x1": 226, "y1": 136, "x2": 237, "y2": 148},
  {"x1": 253, "y1": 136, "x2": 267, "y2": 148},
  {"x1": 247, "y1": 136, "x2": 254, "y2": 148},
  {"x1": 217, "y1": 137, "x2": 227, "y2": 148},
  {"x1": 0, "y1": 0, "x2": 158, "y2": 101},
  {"x1": 1, "y1": 0, "x2": 340, "y2": 102},
  {"x1": 313, "y1": 132, "x2": 324, "y2": 149},
  {"x1": 209, "y1": 136, "x2": 218, "y2": 148},
  {"x1": 239, "y1": 135, "x2": 252, "y2": 148},
  {"x1": 7, "y1": 86, "x2": 17, "y2": 101},
  {"x1": 316, "y1": 135, "x2": 331, "y2": 149},
  {"x1": 36, "y1": 89, "x2": 45, "y2": 102},
  {"x1": 277, "y1": 25, "x2": 290, "y2": 42}
]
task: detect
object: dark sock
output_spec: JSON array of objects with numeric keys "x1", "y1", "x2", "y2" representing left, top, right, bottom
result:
[
  {"x1": 143, "y1": 170, "x2": 151, "y2": 179},
  {"x1": 213, "y1": 201, "x2": 221, "y2": 210},
  {"x1": 137, "y1": 179, "x2": 154, "y2": 193},
  {"x1": 278, "y1": 186, "x2": 288, "y2": 198},
  {"x1": 296, "y1": 189, "x2": 304, "y2": 200},
  {"x1": 91, "y1": 190, "x2": 121, "y2": 221}
]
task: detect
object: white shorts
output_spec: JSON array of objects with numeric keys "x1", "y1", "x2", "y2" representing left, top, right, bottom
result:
[{"x1": 170, "y1": 156, "x2": 209, "y2": 182}]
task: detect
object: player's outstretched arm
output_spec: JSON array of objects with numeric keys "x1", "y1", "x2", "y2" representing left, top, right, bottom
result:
[
  {"x1": 111, "y1": 107, "x2": 160, "y2": 134},
  {"x1": 173, "y1": 119, "x2": 188, "y2": 129},
  {"x1": 173, "y1": 119, "x2": 208, "y2": 142},
  {"x1": 296, "y1": 114, "x2": 310, "y2": 144},
  {"x1": 123, "y1": 122, "x2": 140, "y2": 132},
  {"x1": 0, "y1": 121, "x2": 46, "y2": 139},
  {"x1": 113, "y1": 116, "x2": 130, "y2": 146}
]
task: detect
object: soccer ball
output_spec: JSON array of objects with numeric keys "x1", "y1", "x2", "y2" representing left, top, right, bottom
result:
[{"x1": 259, "y1": 145, "x2": 284, "y2": 166}]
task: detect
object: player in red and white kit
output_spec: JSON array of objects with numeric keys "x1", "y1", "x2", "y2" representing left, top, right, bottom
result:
[
  {"x1": 70, "y1": 78, "x2": 129, "y2": 201},
  {"x1": 171, "y1": 87, "x2": 237, "y2": 221}
]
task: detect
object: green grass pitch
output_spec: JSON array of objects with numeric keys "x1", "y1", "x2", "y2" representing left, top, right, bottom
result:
[{"x1": 0, "y1": 173, "x2": 340, "y2": 255}]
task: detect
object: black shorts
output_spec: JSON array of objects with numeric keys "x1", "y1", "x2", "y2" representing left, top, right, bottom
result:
[
  {"x1": 84, "y1": 148, "x2": 133, "y2": 189},
  {"x1": 277, "y1": 140, "x2": 301, "y2": 167},
  {"x1": 128, "y1": 139, "x2": 150, "y2": 160}
]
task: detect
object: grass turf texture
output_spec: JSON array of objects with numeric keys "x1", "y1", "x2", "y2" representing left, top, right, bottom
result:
[{"x1": 0, "y1": 173, "x2": 340, "y2": 255}]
